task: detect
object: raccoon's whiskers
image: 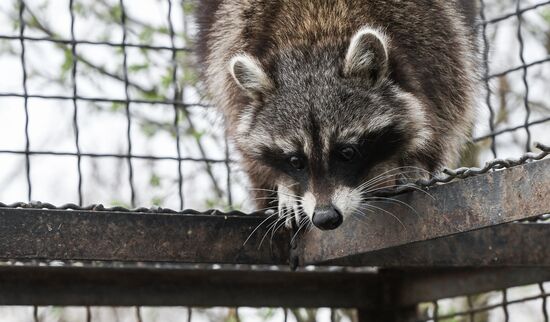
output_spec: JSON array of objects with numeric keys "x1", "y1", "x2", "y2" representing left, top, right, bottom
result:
[
  {"x1": 356, "y1": 166, "x2": 431, "y2": 189},
  {"x1": 259, "y1": 208, "x2": 292, "y2": 248},
  {"x1": 271, "y1": 208, "x2": 295, "y2": 239},
  {"x1": 248, "y1": 182, "x2": 299, "y2": 193},
  {"x1": 245, "y1": 182, "x2": 299, "y2": 192},
  {"x1": 250, "y1": 204, "x2": 278, "y2": 214},
  {"x1": 243, "y1": 211, "x2": 279, "y2": 246},
  {"x1": 306, "y1": 219, "x2": 315, "y2": 233},
  {"x1": 271, "y1": 219, "x2": 289, "y2": 243},
  {"x1": 247, "y1": 197, "x2": 277, "y2": 201},
  {"x1": 244, "y1": 193, "x2": 279, "y2": 203},
  {"x1": 346, "y1": 202, "x2": 373, "y2": 219},
  {"x1": 351, "y1": 213, "x2": 370, "y2": 225},
  {"x1": 349, "y1": 206, "x2": 375, "y2": 225},
  {"x1": 363, "y1": 182, "x2": 434, "y2": 200},
  {"x1": 248, "y1": 196, "x2": 278, "y2": 203},
  {"x1": 356, "y1": 174, "x2": 412, "y2": 195},
  {"x1": 356, "y1": 176, "x2": 401, "y2": 193},
  {"x1": 290, "y1": 215, "x2": 309, "y2": 245},
  {"x1": 277, "y1": 182, "x2": 300, "y2": 190},
  {"x1": 362, "y1": 203, "x2": 406, "y2": 230},
  {"x1": 263, "y1": 216, "x2": 283, "y2": 240},
  {"x1": 364, "y1": 196, "x2": 420, "y2": 217},
  {"x1": 356, "y1": 168, "x2": 431, "y2": 192},
  {"x1": 349, "y1": 205, "x2": 372, "y2": 218},
  {"x1": 248, "y1": 188, "x2": 303, "y2": 200}
]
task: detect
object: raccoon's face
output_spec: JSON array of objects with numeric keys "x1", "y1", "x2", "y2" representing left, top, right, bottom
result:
[{"x1": 228, "y1": 27, "x2": 432, "y2": 230}]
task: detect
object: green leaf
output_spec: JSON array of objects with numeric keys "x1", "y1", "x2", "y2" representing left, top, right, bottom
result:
[
  {"x1": 259, "y1": 308, "x2": 275, "y2": 319},
  {"x1": 141, "y1": 90, "x2": 164, "y2": 101},
  {"x1": 128, "y1": 63, "x2": 149, "y2": 73},
  {"x1": 140, "y1": 122, "x2": 158, "y2": 138},
  {"x1": 73, "y1": 2, "x2": 87, "y2": 17},
  {"x1": 139, "y1": 27, "x2": 155, "y2": 43},
  {"x1": 542, "y1": 7, "x2": 550, "y2": 23},
  {"x1": 182, "y1": 68, "x2": 198, "y2": 85},
  {"x1": 157, "y1": 26, "x2": 169, "y2": 35},
  {"x1": 205, "y1": 198, "x2": 220, "y2": 209},
  {"x1": 182, "y1": 2, "x2": 196, "y2": 14},
  {"x1": 109, "y1": 4, "x2": 122, "y2": 21},
  {"x1": 151, "y1": 196, "x2": 163, "y2": 206},
  {"x1": 111, "y1": 102, "x2": 124, "y2": 112},
  {"x1": 161, "y1": 70, "x2": 174, "y2": 89},
  {"x1": 110, "y1": 200, "x2": 131, "y2": 208},
  {"x1": 61, "y1": 49, "x2": 74, "y2": 74},
  {"x1": 150, "y1": 173, "x2": 161, "y2": 187}
]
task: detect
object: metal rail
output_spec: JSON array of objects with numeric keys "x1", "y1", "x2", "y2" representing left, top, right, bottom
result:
[
  {"x1": 0, "y1": 208, "x2": 289, "y2": 265},
  {"x1": 397, "y1": 268, "x2": 550, "y2": 306},
  {"x1": 0, "y1": 159, "x2": 548, "y2": 267},
  {"x1": 0, "y1": 210, "x2": 548, "y2": 268},
  {"x1": 0, "y1": 159, "x2": 548, "y2": 308},
  {"x1": 0, "y1": 262, "x2": 548, "y2": 308},
  {"x1": 320, "y1": 223, "x2": 550, "y2": 267},
  {"x1": 294, "y1": 158, "x2": 550, "y2": 265},
  {"x1": 0, "y1": 263, "x2": 382, "y2": 307}
]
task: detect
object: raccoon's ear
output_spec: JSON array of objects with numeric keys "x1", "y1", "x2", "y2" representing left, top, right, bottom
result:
[
  {"x1": 343, "y1": 27, "x2": 389, "y2": 83},
  {"x1": 229, "y1": 54, "x2": 274, "y2": 98}
]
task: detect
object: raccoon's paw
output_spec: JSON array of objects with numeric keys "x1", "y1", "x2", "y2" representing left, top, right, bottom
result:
[
  {"x1": 396, "y1": 164, "x2": 432, "y2": 185},
  {"x1": 278, "y1": 201, "x2": 301, "y2": 229},
  {"x1": 285, "y1": 203, "x2": 300, "y2": 229},
  {"x1": 277, "y1": 187, "x2": 301, "y2": 229}
]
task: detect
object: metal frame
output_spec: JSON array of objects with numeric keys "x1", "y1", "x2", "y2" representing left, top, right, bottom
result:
[
  {"x1": 294, "y1": 158, "x2": 550, "y2": 266},
  {"x1": 0, "y1": 159, "x2": 548, "y2": 309},
  {"x1": 1, "y1": 159, "x2": 548, "y2": 268},
  {"x1": 0, "y1": 207, "x2": 288, "y2": 265},
  {"x1": 0, "y1": 264, "x2": 381, "y2": 307},
  {"x1": 0, "y1": 0, "x2": 549, "y2": 320},
  {"x1": 1, "y1": 264, "x2": 548, "y2": 309}
]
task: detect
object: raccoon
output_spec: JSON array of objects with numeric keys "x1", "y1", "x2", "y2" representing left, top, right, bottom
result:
[{"x1": 196, "y1": 0, "x2": 478, "y2": 230}]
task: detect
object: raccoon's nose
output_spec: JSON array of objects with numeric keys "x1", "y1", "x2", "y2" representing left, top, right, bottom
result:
[{"x1": 312, "y1": 205, "x2": 343, "y2": 230}]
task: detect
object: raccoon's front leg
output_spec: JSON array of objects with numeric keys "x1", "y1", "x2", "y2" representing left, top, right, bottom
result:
[{"x1": 277, "y1": 184, "x2": 302, "y2": 229}]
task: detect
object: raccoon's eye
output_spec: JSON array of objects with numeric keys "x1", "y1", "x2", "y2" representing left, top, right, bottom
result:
[
  {"x1": 338, "y1": 146, "x2": 356, "y2": 162},
  {"x1": 289, "y1": 156, "x2": 305, "y2": 170}
]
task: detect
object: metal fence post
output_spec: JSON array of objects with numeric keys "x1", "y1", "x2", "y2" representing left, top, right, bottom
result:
[
  {"x1": 356, "y1": 280, "x2": 418, "y2": 322},
  {"x1": 358, "y1": 307, "x2": 417, "y2": 322}
]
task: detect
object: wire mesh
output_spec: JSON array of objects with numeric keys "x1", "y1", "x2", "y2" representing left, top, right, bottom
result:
[
  {"x1": 0, "y1": 0, "x2": 547, "y2": 210},
  {"x1": 415, "y1": 1, "x2": 550, "y2": 320},
  {"x1": 0, "y1": 0, "x2": 548, "y2": 321},
  {"x1": 418, "y1": 283, "x2": 550, "y2": 322}
]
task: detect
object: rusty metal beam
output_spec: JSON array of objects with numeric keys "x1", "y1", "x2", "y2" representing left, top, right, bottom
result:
[
  {"x1": 316, "y1": 223, "x2": 550, "y2": 267},
  {"x1": 0, "y1": 262, "x2": 548, "y2": 308},
  {"x1": 0, "y1": 160, "x2": 548, "y2": 268},
  {"x1": 396, "y1": 267, "x2": 550, "y2": 306},
  {"x1": 294, "y1": 158, "x2": 550, "y2": 265},
  {"x1": 0, "y1": 263, "x2": 383, "y2": 308},
  {"x1": 0, "y1": 208, "x2": 289, "y2": 265}
]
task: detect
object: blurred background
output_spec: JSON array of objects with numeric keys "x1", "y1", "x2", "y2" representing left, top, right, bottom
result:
[{"x1": 0, "y1": 0, "x2": 548, "y2": 321}]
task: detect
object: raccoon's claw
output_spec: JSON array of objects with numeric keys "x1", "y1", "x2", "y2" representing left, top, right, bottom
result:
[
  {"x1": 277, "y1": 203, "x2": 301, "y2": 229},
  {"x1": 277, "y1": 204, "x2": 294, "y2": 229},
  {"x1": 284, "y1": 214, "x2": 294, "y2": 229},
  {"x1": 292, "y1": 204, "x2": 302, "y2": 228},
  {"x1": 276, "y1": 200, "x2": 298, "y2": 229}
]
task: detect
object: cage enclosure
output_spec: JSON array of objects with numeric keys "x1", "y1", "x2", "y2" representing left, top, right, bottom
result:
[{"x1": 0, "y1": 0, "x2": 549, "y2": 321}]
